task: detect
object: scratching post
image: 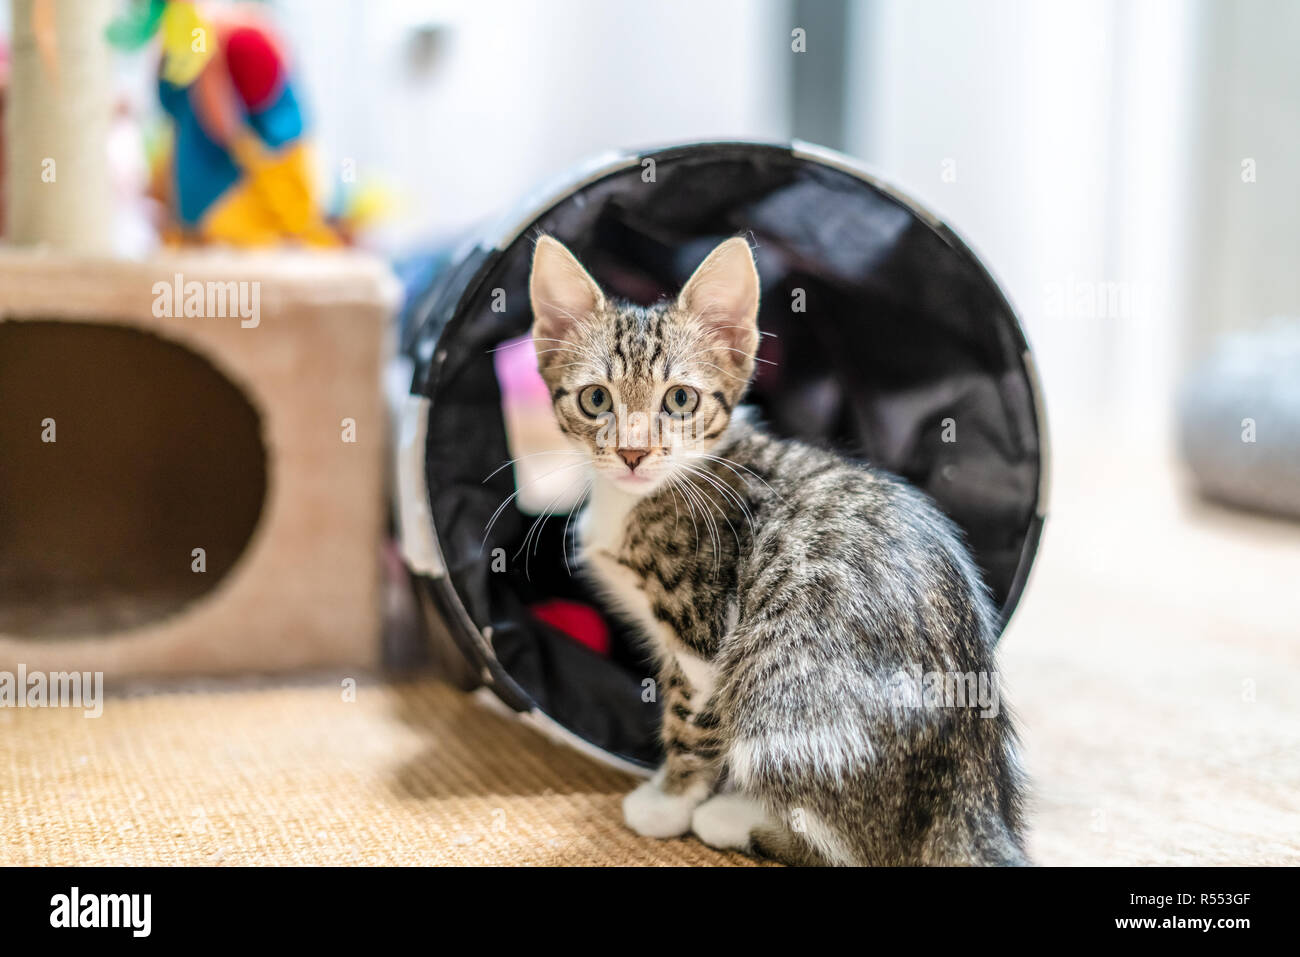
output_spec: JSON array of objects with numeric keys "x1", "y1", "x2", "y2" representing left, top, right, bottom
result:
[
  {"x1": 7, "y1": 0, "x2": 115, "y2": 253},
  {"x1": 1, "y1": 5, "x2": 398, "y2": 675},
  {"x1": 0, "y1": 251, "x2": 398, "y2": 676}
]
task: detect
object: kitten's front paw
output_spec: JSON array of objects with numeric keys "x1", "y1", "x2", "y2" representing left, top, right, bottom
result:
[
  {"x1": 691, "y1": 793, "x2": 771, "y2": 851},
  {"x1": 622, "y1": 780, "x2": 701, "y2": 839}
]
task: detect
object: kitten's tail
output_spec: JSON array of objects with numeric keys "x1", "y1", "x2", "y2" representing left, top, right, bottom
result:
[{"x1": 749, "y1": 795, "x2": 1028, "y2": 867}]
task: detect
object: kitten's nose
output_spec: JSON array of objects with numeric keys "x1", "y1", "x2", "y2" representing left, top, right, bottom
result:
[{"x1": 617, "y1": 448, "x2": 650, "y2": 471}]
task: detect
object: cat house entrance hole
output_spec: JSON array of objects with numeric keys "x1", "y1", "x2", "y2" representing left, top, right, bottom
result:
[
  {"x1": 0, "y1": 321, "x2": 268, "y2": 638},
  {"x1": 399, "y1": 141, "x2": 1047, "y2": 771}
]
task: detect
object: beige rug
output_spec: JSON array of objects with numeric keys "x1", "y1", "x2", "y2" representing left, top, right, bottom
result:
[
  {"x1": 2, "y1": 437, "x2": 1294, "y2": 866},
  {"x1": 0, "y1": 675, "x2": 761, "y2": 866},
  {"x1": 1001, "y1": 433, "x2": 1300, "y2": 865}
]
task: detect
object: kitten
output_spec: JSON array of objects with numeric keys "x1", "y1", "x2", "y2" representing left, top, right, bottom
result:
[{"x1": 528, "y1": 235, "x2": 1027, "y2": 865}]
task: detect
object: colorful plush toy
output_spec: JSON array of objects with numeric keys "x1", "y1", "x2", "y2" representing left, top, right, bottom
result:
[{"x1": 109, "y1": 0, "x2": 337, "y2": 246}]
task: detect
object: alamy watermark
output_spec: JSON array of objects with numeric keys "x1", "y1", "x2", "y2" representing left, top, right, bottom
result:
[
  {"x1": 592, "y1": 405, "x2": 703, "y2": 449},
  {"x1": 50, "y1": 887, "x2": 150, "y2": 937},
  {"x1": 1042, "y1": 276, "x2": 1154, "y2": 321},
  {"x1": 0, "y1": 666, "x2": 103, "y2": 718},
  {"x1": 152, "y1": 273, "x2": 260, "y2": 328},
  {"x1": 886, "y1": 663, "x2": 1001, "y2": 718}
]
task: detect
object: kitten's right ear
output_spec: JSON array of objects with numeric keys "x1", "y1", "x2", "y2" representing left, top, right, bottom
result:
[{"x1": 529, "y1": 236, "x2": 604, "y2": 360}]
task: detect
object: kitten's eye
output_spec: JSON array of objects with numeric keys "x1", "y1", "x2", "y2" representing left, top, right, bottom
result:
[
  {"x1": 663, "y1": 385, "x2": 699, "y2": 416},
  {"x1": 578, "y1": 384, "x2": 613, "y2": 417}
]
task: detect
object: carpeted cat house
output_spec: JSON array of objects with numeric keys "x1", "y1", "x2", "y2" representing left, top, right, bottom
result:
[{"x1": 395, "y1": 141, "x2": 1048, "y2": 773}]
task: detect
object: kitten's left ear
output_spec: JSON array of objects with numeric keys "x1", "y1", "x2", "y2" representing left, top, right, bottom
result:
[{"x1": 677, "y1": 238, "x2": 760, "y2": 373}]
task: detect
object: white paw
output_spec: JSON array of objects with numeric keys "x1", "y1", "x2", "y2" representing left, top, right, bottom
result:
[
  {"x1": 622, "y1": 780, "x2": 702, "y2": 839},
  {"x1": 690, "y1": 793, "x2": 771, "y2": 851}
]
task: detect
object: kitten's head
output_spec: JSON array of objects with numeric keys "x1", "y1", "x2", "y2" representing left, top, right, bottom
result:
[{"x1": 529, "y1": 236, "x2": 760, "y2": 497}]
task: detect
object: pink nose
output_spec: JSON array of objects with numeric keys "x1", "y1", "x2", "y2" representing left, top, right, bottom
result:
[{"x1": 617, "y1": 448, "x2": 649, "y2": 471}]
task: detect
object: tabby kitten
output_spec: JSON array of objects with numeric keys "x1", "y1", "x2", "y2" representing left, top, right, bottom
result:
[{"x1": 528, "y1": 235, "x2": 1027, "y2": 865}]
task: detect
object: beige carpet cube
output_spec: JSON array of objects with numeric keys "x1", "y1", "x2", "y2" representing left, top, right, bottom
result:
[{"x1": 0, "y1": 250, "x2": 398, "y2": 675}]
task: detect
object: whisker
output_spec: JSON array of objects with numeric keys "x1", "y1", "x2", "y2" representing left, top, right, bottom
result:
[
  {"x1": 480, "y1": 460, "x2": 591, "y2": 552},
  {"x1": 692, "y1": 452, "x2": 784, "y2": 502},
  {"x1": 483, "y1": 449, "x2": 584, "y2": 484},
  {"x1": 675, "y1": 473, "x2": 721, "y2": 575},
  {"x1": 667, "y1": 477, "x2": 702, "y2": 560},
  {"x1": 675, "y1": 344, "x2": 775, "y2": 367},
  {"x1": 677, "y1": 463, "x2": 753, "y2": 547},
  {"x1": 561, "y1": 479, "x2": 593, "y2": 576},
  {"x1": 693, "y1": 466, "x2": 757, "y2": 536},
  {"x1": 517, "y1": 478, "x2": 583, "y2": 580},
  {"x1": 693, "y1": 360, "x2": 748, "y2": 383}
]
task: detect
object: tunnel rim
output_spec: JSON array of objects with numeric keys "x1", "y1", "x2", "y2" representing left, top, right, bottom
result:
[{"x1": 400, "y1": 139, "x2": 1050, "y2": 772}]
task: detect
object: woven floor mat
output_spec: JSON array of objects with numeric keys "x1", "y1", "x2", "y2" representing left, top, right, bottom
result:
[{"x1": 0, "y1": 676, "x2": 761, "y2": 866}]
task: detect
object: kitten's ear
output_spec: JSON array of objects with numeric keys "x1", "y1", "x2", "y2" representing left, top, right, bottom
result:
[
  {"x1": 529, "y1": 236, "x2": 604, "y2": 359},
  {"x1": 677, "y1": 238, "x2": 760, "y2": 371}
]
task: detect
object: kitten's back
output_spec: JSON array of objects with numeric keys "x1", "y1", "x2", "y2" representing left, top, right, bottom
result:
[{"x1": 688, "y1": 421, "x2": 1027, "y2": 865}]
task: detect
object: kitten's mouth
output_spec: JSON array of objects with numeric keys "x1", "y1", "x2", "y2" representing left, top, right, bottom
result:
[
  {"x1": 614, "y1": 471, "x2": 653, "y2": 487},
  {"x1": 604, "y1": 466, "x2": 662, "y2": 492}
]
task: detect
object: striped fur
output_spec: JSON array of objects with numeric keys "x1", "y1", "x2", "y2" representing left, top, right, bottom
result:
[{"x1": 529, "y1": 236, "x2": 1027, "y2": 866}]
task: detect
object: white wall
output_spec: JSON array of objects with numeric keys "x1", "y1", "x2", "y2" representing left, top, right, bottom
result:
[
  {"x1": 846, "y1": 0, "x2": 1215, "y2": 444},
  {"x1": 13, "y1": 0, "x2": 1291, "y2": 445},
  {"x1": 1187, "y1": 0, "x2": 1300, "y2": 358},
  {"x1": 276, "y1": 0, "x2": 792, "y2": 248},
  {"x1": 262, "y1": 0, "x2": 1300, "y2": 444}
]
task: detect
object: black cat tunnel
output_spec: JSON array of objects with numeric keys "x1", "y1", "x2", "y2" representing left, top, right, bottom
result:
[{"x1": 394, "y1": 141, "x2": 1048, "y2": 773}]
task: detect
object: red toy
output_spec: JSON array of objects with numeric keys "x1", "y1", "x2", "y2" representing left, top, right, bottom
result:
[{"x1": 529, "y1": 599, "x2": 611, "y2": 657}]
